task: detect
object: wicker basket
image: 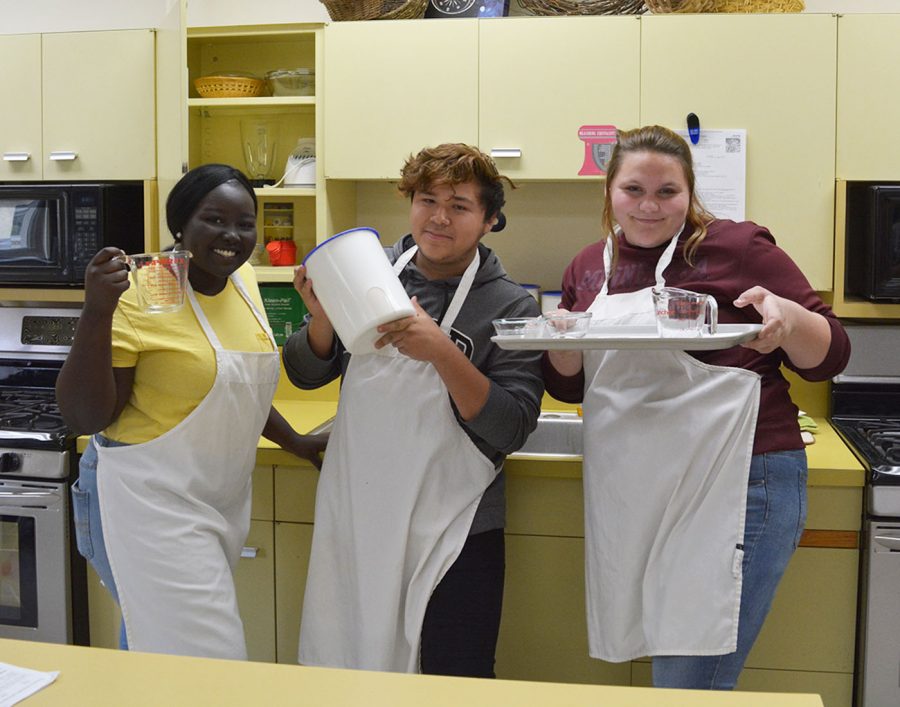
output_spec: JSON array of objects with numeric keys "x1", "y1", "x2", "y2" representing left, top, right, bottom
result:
[
  {"x1": 647, "y1": 0, "x2": 803, "y2": 11},
  {"x1": 711, "y1": 0, "x2": 804, "y2": 11},
  {"x1": 379, "y1": 0, "x2": 428, "y2": 18},
  {"x1": 194, "y1": 75, "x2": 266, "y2": 98},
  {"x1": 320, "y1": 0, "x2": 427, "y2": 20},
  {"x1": 645, "y1": 0, "x2": 716, "y2": 12},
  {"x1": 520, "y1": 0, "x2": 645, "y2": 14}
]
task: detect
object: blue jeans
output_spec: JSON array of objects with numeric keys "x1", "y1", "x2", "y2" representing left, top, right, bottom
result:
[
  {"x1": 71, "y1": 435, "x2": 130, "y2": 649},
  {"x1": 652, "y1": 449, "x2": 808, "y2": 690}
]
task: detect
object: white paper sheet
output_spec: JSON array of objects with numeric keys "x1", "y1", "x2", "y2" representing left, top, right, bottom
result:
[
  {"x1": 0, "y1": 662, "x2": 59, "y2": 707},
  {"x1": 676, "y1": 128, "x2": 747, "y2": 222}
]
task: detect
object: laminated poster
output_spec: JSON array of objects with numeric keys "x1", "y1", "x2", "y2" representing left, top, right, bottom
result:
[{"x1": 676, "y1": 128, "x2": 747, "y2": 223}]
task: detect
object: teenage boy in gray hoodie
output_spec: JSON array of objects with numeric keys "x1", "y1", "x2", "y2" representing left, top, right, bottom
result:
[{"x1": 283, "y1": 143, "x2": 543, "y2": 678}]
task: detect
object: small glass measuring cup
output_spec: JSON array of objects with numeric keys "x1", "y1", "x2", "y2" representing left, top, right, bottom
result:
[
  {"x1": 118, "y1": 251, "x2": 192, "y2": 314},
  {"x1": 651, "y1": 286, "x2": 718, "y2": 338}
]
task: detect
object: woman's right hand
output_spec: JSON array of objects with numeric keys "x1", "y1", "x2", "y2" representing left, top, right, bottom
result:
[
  {"x1": 544, "y1": 309, "x2": 585, "y2": 376},
  {"x1": 83, "y1": 247, "x2": 131, "y2": 318}
]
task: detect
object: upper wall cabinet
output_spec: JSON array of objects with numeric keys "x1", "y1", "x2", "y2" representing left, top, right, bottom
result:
[
  {"x1": 836, "y1": 14, "x2": 900, "y2": 180},
  {"x1": 479, "y1": 17, "x2": 640, "y2": 181},
  {"x1": 323, "y1": 20, "x2": 479, "y2": 180},
  {"x1": 0, "y1": 31, "x2": 156, "y2": 181},
  {"x1": 640, "y1": 14, "x2": 838, "y2": 292},
  {"x1": 323, "y1": 18, "x2": 640, "y2": 181}
]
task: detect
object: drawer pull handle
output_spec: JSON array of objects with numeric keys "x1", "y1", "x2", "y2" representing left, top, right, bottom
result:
[
  {"x1": 240, "y1": 546, "x2": 259, "y2": 559},
  {"x1": 2, "y1": 152, "x2": 31, "y2": 162},
  {"x1": 490, "y1": 148, "x2": 522, "y2": 159},
  {"x1": 874, "y1": 534, "x2": 900, "y2": 551},
  {"x1": 49, "y1": 151, "x2": 78, "y2": 161}
]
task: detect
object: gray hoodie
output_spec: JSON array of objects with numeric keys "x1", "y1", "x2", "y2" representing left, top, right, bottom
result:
[{"x1": 282, "y1": 234, "x2": 544, "y2": 533}]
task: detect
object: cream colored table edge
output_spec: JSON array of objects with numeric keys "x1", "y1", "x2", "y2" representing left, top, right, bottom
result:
[{"x1": 0, "y1": 639, "x2": 824, "y2": 707}]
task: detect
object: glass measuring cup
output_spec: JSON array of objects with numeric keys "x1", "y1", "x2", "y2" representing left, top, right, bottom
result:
[
  {"x1": 651, "y1": 286, "x2": 718, "y2": 338},
  {"x1": 119, "y1": 251, "x2": 192, "y2": 314}
]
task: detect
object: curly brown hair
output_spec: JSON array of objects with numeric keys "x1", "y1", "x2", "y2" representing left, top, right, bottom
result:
[
  {"x1": 602, "y1": 126, "x2": 713, "y2": 270},
  {"x1": 398, "y1": 143, "x2": 514, "y2": 223}
]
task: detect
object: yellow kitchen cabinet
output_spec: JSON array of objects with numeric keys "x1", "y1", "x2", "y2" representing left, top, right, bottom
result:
[
  {"x1": 478, "y1": 17, "x2": 640, "y2": 181},
  {"x1": 234, "y1": 519, "x2": 277, "y2": 662},
  {"x1": 498, "y1": 459, "x2": 860, "y2": 703},
  {"x1": 639, "y1": 14, "x2": 838, "y2": 292},
  {"x1": 234, "y1": 466, "x2": 277, "y2": 662},
  {"x1": 323, "y1": 17, "x2": 638, "y2": 182},
  {"x1": 498, "y1": 464, "x2": 629, "y2": 685},
  {"x1": 85, "y1": 565, "x2": 122, "y2": 650},
  {"x1": 836, "y1": 14, "x2": 900, "y2": 181},
  {"x1": 0, "y1": 34, "x2": 42, "y2": 180},
  {"x1": 631, "y1": 661, "x2": 852, "y2": 707},
  {"x1": 272, "y1": 463, "x2": 318, "y2": 663},
  {"x1": 323, "y1": 19, "x2": 479, "y2": 180},
  {"x1": 273, "y1": 520, "x2": 314, "y2": 665},
  {"x1": 0, "y1": 30, "x2": 155, "y2": 181},
  {"x1": 186, "y1": 25, "x2": 324, "y2": 280}
]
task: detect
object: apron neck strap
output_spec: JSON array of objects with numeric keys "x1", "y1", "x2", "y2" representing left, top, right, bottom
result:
[
  {"x1": 392, "y1": 244, "x2": 480, "y2": 333},
  {"x1": 600, "y1": 224, "x2": 684, "y2": 295},
  {"x1": 187, "y1": 270, "x2": 276, "y2": 352}
]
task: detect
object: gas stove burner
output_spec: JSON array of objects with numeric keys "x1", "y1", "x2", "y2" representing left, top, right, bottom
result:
[
  {"x1": 860, "y1": 422, "x2": 900, "y2": 466},
  {"x1": 832, "y1": 417, "x2": 900, "y2": 484},
  {"x1": 0, "y1": 387, "x2": 71, "y2": 451}
]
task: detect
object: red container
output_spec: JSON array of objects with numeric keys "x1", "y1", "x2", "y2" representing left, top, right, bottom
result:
[{"x1": 265, "y1": 240, "x2": 297, "y2": 266}]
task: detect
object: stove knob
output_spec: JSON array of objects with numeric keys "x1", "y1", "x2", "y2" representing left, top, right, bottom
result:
[{"x1": 0, "y1": 453, "x2": 22, "y2": 473}]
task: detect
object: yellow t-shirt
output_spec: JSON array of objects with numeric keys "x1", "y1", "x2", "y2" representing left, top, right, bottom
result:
[{"x1": 104, "y1": 263, "x2": 274, "y2": 444}]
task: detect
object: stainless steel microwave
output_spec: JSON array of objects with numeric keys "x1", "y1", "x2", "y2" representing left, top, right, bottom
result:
[
  {"x1": 0, "y1": 183, "x2": 144, "y2": 286},
  {"x1": 845, "y1": 182, "x2": 900, "y2": 303}
]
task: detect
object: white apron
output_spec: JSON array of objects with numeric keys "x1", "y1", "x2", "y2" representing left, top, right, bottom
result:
[
  {"x1": 299, "y1": 247, "x2": 496, "y2": 673},
  {"x1": 96, "y1": 272, "x2": 279, "y2": 659},
  {"x1": 583, "y1": 233, "x2": 761, "y2": 662}
]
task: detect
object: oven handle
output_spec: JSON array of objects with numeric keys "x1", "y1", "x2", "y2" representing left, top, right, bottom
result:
[
  {"x1": 0, "y1": 488, "x2": 58, "y2": 507},
  {"x1": 874, "y1": 533, "x2": 900, "y2": 551}
]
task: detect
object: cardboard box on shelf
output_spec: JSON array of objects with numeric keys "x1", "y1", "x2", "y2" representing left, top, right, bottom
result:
[{"x1": 260, "y1": 284, "x2": 307, "y2": 346}]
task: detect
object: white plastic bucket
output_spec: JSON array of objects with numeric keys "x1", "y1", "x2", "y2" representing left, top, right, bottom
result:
[{"x1": 303, "y1": 227, "x2": 414, "y2": 354}]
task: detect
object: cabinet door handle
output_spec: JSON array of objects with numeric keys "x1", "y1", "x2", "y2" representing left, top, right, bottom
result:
[
  {"x1": 240, "y1": 546, "x2": 259, "y2": 559},
  {"x1": 490, "y1": 148, "x2": 522, "y2": 159},
  {"x1": 2, "y1": 152, "x2": 31, "y2": 162},
  {"x1": 49, "y1": 151, "x2": 78, "y2": 161}
]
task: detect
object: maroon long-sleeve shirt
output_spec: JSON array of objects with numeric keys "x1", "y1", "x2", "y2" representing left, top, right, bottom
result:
[{"x1": 542, "y1": 219, "x2": 851, "y2": 455}]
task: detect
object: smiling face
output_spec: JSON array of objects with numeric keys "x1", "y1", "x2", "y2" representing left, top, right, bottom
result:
[
  {"x1": 409, "y1": 180, "x2": 495, "y2": 280},
  {"x1": 180, "y1": 180, "x2": 257, "y2": 294},
  {"x1": 609, "y1": 151, "x2": 691, "y2": 249}
]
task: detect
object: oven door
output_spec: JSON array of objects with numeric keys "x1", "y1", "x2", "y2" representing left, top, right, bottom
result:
[
  {"x1": 0, "y1": 187, "x2": 69, "y2": 284},
  {"x1": 0, "y1": 479, "x2": 71, "y2": 643},
  {"x1": 857, "y1": 521, "x2": 900, "y2": 707}
]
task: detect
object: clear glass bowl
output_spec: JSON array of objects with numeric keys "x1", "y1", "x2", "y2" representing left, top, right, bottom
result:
[
  {"x1": 266, "y1": 69, "x2": 315, "y2": 96},
  {"x1": 492, "y1": 317, "x2": 544, "y2": 338},
  {"x1": 542, "y1": 311, "x2": 592, "y2": 339}
]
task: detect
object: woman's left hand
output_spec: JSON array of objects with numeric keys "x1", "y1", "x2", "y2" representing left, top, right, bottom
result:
[
  {"x1": 733, "y1": 286, "x2": 796, "y2": 354},
  {"x1": 733, "y1": 285, "x2": 835, "y2": 373}
]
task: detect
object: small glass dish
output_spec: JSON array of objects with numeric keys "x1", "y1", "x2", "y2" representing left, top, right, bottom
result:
[
  {"x1": 492, "y1": 317, "x2": 544, "y2": 338},
  {"x1": 542, "y1": 311, "x2": 592, "y2": 339}
]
